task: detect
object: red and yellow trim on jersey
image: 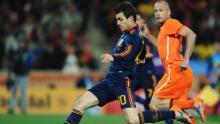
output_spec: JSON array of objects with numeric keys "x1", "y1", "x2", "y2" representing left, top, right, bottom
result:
[
  {"x1": 125, "y1": 77, "x2": 135, "y2": 108},
  {"x1": 114, "y1": 44, "x2": 132, "y2": 57}
]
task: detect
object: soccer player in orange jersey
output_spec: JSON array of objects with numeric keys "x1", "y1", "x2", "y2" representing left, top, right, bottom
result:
[{"x1": 144, "y1": 0, "x2": 206, "y2": 123}]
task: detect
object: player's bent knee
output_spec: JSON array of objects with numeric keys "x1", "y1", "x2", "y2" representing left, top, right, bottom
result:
[
  {"x1": 73, "y1": 97, "x2": 86, "y2": 112},
  {"x1": 73, "y1": 91, "x2": 99, "y2": 112}
]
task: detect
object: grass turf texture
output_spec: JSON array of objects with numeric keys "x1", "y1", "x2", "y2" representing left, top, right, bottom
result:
[{"x1": 0, "y1": 114, "x2": 219, "y2": 124}]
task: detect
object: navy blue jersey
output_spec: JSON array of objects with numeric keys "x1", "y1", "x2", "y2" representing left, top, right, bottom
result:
[
  {"x1": 109, "y1": 26, "x2": 145, "y2": 74},
  {"x1": 134, "y1": 38, "x2": 155, "y2": 74},
  {"x1": 89, "y1": 26, "x2": 146, "y2": 108}
]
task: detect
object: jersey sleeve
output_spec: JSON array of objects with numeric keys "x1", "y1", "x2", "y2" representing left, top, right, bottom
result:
[
  {"x1": 164, "y1": 18, "x2": 184, "y2": 35},
  {"x1": 113, "y1": 40, "x2": 134, "y2": 61}
]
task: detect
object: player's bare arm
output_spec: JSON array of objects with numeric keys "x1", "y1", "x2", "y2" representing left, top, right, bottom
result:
[
  {"x1": 144, "y1": 24, "x2": 158, "y2": 47},
  {"x1": 145, "y1": 44, "x2": 153, "y2": 58},
  {"x1": 178, "y1": 26, "x2": 196, "y2": 71}
]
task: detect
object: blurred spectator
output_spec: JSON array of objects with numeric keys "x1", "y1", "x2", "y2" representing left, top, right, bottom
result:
[
  {"x1": 0, "y1": 33, "x2": 5, "y2": 68},
  {"x1": 197, "y1": 19, "x2": 215, "y2": 45},
  {"x1": 210, "y1": 41, "x2": 220, "y2": 89},
  {"x1": 207, "y1": 9, "x2": 218, "y2": 29},
  {"x1": 0, "y1": 0, "x2": 218, "y2": 71},
  {"x1": 8, "y1": 41, "x2": 35, "y2": 114},
  {"x1": 4, "y1": 32, "x2": 19, "y2": 56},
  {"x1": 39, "y1": 42, "x2": 66, "y2": 70},
  {"x1": 61, "y1": 3, "x2": 83, "y2": 29},
  {"x1": 62, "y1": 45, "x2": 80, "y2": 74},
  {"x1": 77, "y1": 42, "x2": 99, "y2": 70},
  {"x1": 51, "y1": 24, "x2": 62, "y2": 45},
  {"x1": 22, "y1": 15, "x2": 35, "y2": 41},
  {"x1": 66, "y1": 26, "x2": 77, "y2": 46}
]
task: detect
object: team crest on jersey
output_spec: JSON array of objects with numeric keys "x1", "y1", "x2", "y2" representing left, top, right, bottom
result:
[
  {"x1": 139, "y1": 31, "x2": 144, "y2": 37},
  {"x1": 117, "y1": 38, "x2": 124, "y2": 47}
]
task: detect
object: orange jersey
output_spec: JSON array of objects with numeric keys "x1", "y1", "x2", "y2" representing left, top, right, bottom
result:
[
  {"x1": 157, "y1": 18, "x2": 185, "y2": 72},
  {"x1": 154, "y1": 18, "x2": 193, "y2": 99}
]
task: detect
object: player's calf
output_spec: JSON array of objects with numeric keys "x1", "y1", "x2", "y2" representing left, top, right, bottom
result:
[
  {"x1": 64, "y1": 109, "x2": 83, "y2": 124},
  {"x1": 138, "y1": 109, "x2": 176, "y2": 124},
  {"x1": 64, "y1": 91, "x2": 99, "y2": 124}
]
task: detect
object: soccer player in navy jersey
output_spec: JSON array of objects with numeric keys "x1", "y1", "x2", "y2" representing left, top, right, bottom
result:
[
  {"x1": 134, "y1": 13, "x2": 157, "y2": 110},
  {"x1": 64, "y1": 1, "x2": 191, "y2": 124}
]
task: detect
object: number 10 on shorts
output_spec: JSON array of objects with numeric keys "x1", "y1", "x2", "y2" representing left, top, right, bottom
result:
[{"x1": 118, "y1": 95, "x2": 127, "y2": 105}]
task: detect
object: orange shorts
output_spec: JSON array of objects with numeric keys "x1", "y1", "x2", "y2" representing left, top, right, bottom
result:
[{"x1": 154, "y1": 67, "x2": 193, "y2": 99}]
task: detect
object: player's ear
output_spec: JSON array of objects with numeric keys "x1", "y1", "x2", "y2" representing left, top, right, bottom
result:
[
  {"x1": 128, "y1": 16, "x2": 134, "y2": 23},
  {"x1": 168, "y1": 8, "x2": 171, "y2": 16}
]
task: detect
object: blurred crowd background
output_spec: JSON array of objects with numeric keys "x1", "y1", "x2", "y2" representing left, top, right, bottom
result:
[{"x1": 0, "y1": 0, "x2": 219, "y2": 117}]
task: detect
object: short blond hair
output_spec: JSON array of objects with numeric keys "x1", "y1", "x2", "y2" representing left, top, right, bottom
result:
[{"x1": 155, "y1": 0, "x2": 170, "y2": 10}]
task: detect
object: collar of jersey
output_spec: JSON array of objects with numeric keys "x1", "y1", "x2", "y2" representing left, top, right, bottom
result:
[{"x1": 125, "y1": 24, "x2": 138, "y2": 34}]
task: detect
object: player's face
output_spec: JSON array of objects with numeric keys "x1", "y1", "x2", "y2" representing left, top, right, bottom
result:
[
  {"x1": 136, "y1": 15, "x2": 145, "y2": 30},
  {"x1": 116, "y1": 12, "x2": 132, "y2": 31},
  {"x1": 154, "y1": 2, "x2": 170, "y2": 23}
]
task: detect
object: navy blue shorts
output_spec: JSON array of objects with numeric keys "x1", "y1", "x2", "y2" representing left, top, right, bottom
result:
[
  {"x1": 134, "y1": 72, "x2": 157, "y2": 104},
  {"x1": 88, "y1": 72, "x2": 136, "y2": 109}
]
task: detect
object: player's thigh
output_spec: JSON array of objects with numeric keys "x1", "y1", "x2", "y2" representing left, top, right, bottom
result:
[
  {"x1": 179, "y1": 67, "x2": 193, "y2": 99},
  {"x1": 122, "y1": 108, "x2": 140, "y2": 124},
  {"x1": 143, "y1": 74, "x2": 157, "y2": 98},
  {"x1": 134, "y1": 74, "x2": 144, "y2": 90},
  {"x1": 154, "y1": 69, "x2": 190, "y2": 99},
  {"x1": 179, "y1": 82, "x2": 191, "y2": 99},
  {"x1": 154, "y1": 73, "x2": 168, "y2": 92},
  {"x1": 150, "y1": 95, "x2": 171, "y2": 110},
  {"x1": 115, "y1": 76, "x2": 136, "y2": 109},
  {"x1": 73, "y1": 91, "x2": 99, "y2": 112}
]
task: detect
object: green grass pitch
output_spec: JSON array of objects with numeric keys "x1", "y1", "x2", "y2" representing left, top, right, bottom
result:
[{"x1": 0, "y1": 114, "x2": 219, "y2": 124}]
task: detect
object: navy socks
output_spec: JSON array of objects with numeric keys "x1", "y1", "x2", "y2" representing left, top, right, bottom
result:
[
  {"x1": 64, "y1": 109, "x2": 83, "y2": 124},
  {"x1": 139, "y1": 110, "x2": 175, "y2": 124}
]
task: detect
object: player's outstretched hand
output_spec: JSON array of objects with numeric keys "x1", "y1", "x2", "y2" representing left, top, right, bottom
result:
[{"x1": 101, "y1": 53, "x2": 114, "y2": 63}]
